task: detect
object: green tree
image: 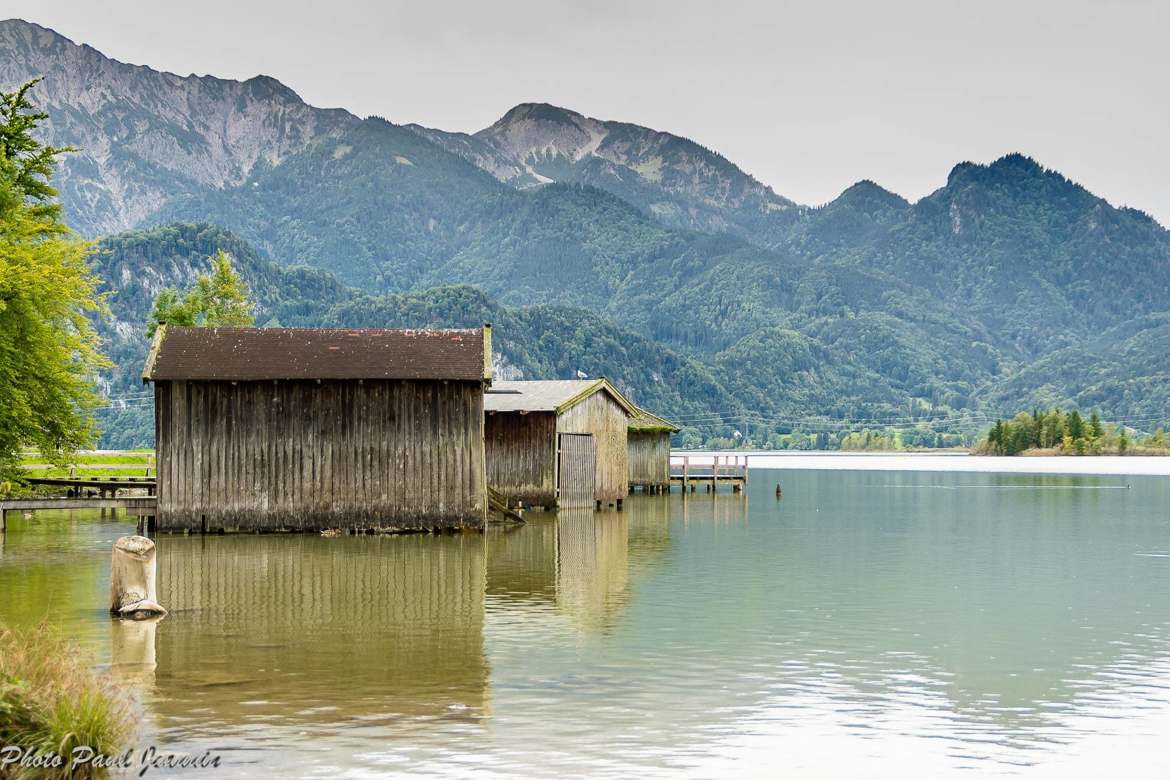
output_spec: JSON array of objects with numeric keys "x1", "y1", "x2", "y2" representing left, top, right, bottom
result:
[
  {"x1": 147, "y1": 249, "x2": 255, "y2": 336},
  {"x1": 0, "y1": 80, "x2": 107, "y2": 481},
  {"x1": 988, "y1": 420, "x2": 1004, "y2": 453},
  {"x1": 1066, "y1": 410, "x2": 1085, "y2": 442},
  {"x1": 1042, "y1": 410, "x2": 1064, "y2": 449},
  {"x1": 1088, "y1": 411, "x2": 1103, "y2": 440},
  {"x1": 1118, "y1": 426, "x2": 1128, "y2": 454}
]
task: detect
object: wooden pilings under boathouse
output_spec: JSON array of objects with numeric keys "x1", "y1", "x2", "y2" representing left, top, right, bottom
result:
[{"x1": 142, "y1": 325, "x2": 492, "y2": 533}]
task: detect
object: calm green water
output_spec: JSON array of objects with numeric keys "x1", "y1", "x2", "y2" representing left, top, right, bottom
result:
[{"x1": 2, "y1": 469, "x2": 1170, "y2": 777}]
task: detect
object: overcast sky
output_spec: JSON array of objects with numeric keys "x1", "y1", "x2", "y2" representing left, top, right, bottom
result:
[{"x1": 3, "y1": 0, "x2": 1168, "y2": 225}]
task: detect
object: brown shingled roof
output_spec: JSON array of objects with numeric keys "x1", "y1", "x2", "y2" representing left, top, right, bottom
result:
[{"x1": 143, "y1": 326, "x2": 490, "y2": 382}]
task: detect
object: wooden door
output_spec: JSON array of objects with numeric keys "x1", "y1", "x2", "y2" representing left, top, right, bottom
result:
[{"x1": 557, "y1": 433, "x2": 596, "y2": 508}]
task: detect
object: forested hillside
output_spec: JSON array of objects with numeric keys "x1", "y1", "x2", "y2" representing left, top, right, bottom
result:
[
  {"x1": 91, "y1": 225, "x2": 740, "y2": 448},
  {"x1": 783, "y1": 155, "x2": 1170, "y2": 357},
  {"x1": 5, "y1": 17, "x2": 1169, "y2": 446}
]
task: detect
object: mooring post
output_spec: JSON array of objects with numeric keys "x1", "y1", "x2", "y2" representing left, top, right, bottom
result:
[
  {"x1": 683, "y1": 455, "x2": 690, "y2": 492},
  {"x1": 110, "y1": 536, "x2": 167, "y2": 620},
  {"x1": 713, "y1": 455, "x2": 719, "y2": 492}
]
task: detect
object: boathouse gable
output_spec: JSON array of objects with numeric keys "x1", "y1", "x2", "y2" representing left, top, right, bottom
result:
[{"x1": 484, "y1": 379, "x2": 634, "y2": 507}]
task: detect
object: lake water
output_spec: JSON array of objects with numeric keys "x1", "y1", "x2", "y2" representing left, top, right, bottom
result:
[{"x1": 2, "y1": 467, "x2": 1170, "y2": 778}]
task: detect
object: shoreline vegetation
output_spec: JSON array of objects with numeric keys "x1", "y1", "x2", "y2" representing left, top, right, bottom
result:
[
  {"x1": 975, "y1": 409, "x2": 1169, "y2": 457},
  {"x1": 0, "y1": 624, "x2": 134, "y2": 779}
]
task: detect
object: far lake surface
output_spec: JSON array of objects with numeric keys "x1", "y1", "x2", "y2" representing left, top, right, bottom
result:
[{"x1": 2, "y1": 463, "x2": 1169, "y2": 777}]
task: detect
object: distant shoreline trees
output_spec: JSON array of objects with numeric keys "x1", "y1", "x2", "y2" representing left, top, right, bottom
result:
[{"x1": 979, "y1": 409, "x2": 1167, "y2": 456}]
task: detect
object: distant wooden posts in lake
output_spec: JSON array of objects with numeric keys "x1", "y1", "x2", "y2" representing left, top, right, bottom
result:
[{"x1": 143, "y1": 325, "x2": 492, "y2": 533}]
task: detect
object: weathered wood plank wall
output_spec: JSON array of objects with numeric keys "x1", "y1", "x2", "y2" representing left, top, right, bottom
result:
[
  {"x1": 556, "y1": 391, "x2": 629, "y2": 502},
  {"x1": 155, "y1": 379, "x2": 486, "y2": 532},
  {"x1": 484, "y1": 412, "x2": 557, "y2": 507},
  {"x1": 627, "y1": 431, "x2": 671, "y2": 487},
  {"x1": 556, "y1": 433, "x2": 596, "y2": 509}
]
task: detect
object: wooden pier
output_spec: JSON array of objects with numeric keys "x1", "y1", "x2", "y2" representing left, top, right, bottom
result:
[
  {"x1": 0, "y1": 496, "x2": 158, "y2": 531},
  {"x1": 666, "y1": 455, "x2": 749, "y2": 493},
  {"x1": 24, "y1": 476, "x2": 157, "y2": 498}
]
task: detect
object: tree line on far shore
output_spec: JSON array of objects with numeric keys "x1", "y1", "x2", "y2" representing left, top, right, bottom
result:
[{"x1": 979, "y1": 409, "x2": 1168, "y2": 456}]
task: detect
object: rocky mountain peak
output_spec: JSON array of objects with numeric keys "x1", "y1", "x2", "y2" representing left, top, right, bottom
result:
[
  {"x1": 0, "y1": 18, "x2": 355, "y2": 235},
  {"x1": 491, "y1": 102, "x2": 587, "y2": 128},
  {"x1": 478, "y1": 102, "x2": 607, "y2": 175},
  {"x1": 455, "y1": 101, "x2": 797, "y2": 237}
]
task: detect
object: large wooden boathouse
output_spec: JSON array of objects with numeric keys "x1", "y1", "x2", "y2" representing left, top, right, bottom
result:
[
  {"x1": 143, "y1": 326, "x2": 491, "y2": 533},
  {"x1": 484, "y1": 379, "x2": 635, "y2": 509},
  {"x1": 627, "y1": 408, "x2": 680, "y2": 493}
]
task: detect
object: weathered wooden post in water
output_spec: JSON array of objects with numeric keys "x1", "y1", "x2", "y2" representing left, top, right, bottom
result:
[{"x1": 110, "y1": 536, "x2": 167, "y2": 619}]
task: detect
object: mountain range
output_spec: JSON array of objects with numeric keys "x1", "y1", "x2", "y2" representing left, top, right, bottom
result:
[{"x1": 3, "y1": 18, "x2": 1168, "y2": 447}]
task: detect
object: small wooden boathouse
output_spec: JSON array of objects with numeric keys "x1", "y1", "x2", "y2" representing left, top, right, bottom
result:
[
  {"x1": 484, "y1": 379, "x2": 635, "y2": 509},
  {"x1": 143, "y1": 325, "x2": 491, "y2": 533},
  {"x1": 627, "y1": 407, "x2": 680, "y2": 493}
]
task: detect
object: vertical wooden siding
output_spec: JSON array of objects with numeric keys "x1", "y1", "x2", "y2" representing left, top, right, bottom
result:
[
  {"x1": 556, "y1": 391, "x2": 629, "y2": 502},
  {"x1": 556, "y1": 433, "x2": 596, "y2": 508},
  {"x1": 627, "y1": 431, "x2": 671, "y2": 486},
  {"x1": 484, "y1": 412, "x2": 557, "y2": 506},
  {"x1": 155, "y1": 379, "x2": 486, "y2": 532}
]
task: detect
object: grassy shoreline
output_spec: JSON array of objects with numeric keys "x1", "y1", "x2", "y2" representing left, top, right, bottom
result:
[{"x1": 0, "y1": 624, "x2": 135, "y2": 779}]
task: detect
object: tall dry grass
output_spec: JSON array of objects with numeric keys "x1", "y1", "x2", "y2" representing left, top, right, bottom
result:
[{"x1": 0, "y1": 624, "x2": 134, "y2": 779}]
